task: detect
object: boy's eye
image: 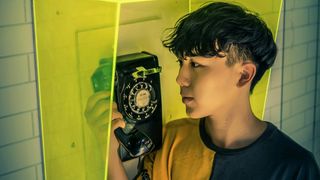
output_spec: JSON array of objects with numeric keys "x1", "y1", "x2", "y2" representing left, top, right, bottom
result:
[
  {"x1": 176, "y1": 59, "x2": 201, "y2": 68},
  {"x1": 191, "y1": 62, "x2": 200, "y2": 68}
]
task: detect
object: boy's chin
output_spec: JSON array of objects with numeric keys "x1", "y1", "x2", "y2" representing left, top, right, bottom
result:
[{"x1": 186, "y1": 110, "x2": 203, "y2": 119}]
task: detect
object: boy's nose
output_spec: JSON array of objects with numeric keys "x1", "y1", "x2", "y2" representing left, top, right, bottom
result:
[{"x1": 176, "y1": 65, "x2": 191, "y2": 87}]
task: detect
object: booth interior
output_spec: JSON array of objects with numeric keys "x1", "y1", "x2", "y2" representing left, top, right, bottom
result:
[{"x1": 32, "y1": 0, "x2": 282, "y2": 179}]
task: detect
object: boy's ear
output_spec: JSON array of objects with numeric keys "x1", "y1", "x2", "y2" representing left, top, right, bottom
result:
[{"x1": 237, "y1": 61, "x2": 256, "y2": 87}]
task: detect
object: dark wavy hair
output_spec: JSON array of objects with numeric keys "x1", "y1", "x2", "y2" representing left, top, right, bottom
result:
[{"x1": 162, "y1": 2, "x2": 277, "y2": 93}]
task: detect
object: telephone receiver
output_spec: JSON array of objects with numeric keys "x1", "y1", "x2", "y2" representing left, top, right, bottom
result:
[
  {"x1": 91, "y1": 51, "x2": 162, "y2": 161},
  {"x1": 114, "y1": 124, "x2": 155, "y2": 160}
]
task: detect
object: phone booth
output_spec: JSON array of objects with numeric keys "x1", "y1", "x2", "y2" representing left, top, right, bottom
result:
[{"x1": 32, "y1": 0, "x2": 282, "y2": 179}]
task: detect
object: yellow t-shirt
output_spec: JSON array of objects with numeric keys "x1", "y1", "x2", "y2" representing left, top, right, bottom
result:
[
  {"x1": 142, "y1": 118, "x2": 215, "y2": 180},
  {"x1": 139, "y1": 118, "x2": 320, "y2": 180}
]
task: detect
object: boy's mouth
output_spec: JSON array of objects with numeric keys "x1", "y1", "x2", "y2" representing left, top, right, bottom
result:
[{"x1": 182, "y1": 97, "x2": 194, "y2": 104}]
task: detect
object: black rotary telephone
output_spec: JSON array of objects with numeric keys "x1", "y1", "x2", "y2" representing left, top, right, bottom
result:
[{"x1": 91, "y1": 51, "x2": 162, "y2": 162}]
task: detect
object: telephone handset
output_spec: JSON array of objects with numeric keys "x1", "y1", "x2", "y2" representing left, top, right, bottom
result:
[{"x1": 91, "y1": 51, "x2": 163, "y2": 161}]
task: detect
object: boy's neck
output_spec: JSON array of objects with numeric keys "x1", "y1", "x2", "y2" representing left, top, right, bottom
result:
[{"x1": 204, "y1": 98, "x2": 267, "y2": 150}]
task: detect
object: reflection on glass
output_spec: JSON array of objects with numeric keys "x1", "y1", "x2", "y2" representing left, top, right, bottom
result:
[{"x1": 33, "y1": 0, "x2": 118, "y2": 179}]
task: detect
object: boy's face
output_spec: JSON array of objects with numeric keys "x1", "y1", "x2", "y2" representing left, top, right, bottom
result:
[{"x1": 176, "y1": 55, "x2": 242, "y2": 118}]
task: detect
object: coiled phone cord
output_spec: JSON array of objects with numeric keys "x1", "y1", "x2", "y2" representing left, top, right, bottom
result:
[{"x1": 133, "y1": 156, "x2": 150, "y2": 180}]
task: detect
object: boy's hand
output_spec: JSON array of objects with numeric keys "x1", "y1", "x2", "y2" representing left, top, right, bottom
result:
[
  {"x1": 85, "y1": 91, "x2": 129, "y2": 179},
  {"x1": 84, "y1": 91, "x2": 125, "y2": 154}
]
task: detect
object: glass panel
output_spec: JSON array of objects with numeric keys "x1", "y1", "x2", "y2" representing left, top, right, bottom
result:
[
  {"x1": 112, "y1": 0, "x2": 190, "y2": 178},
  {"x1": 33, "y1": 0, "x2": 119, "y2": 179},
  {"x1": 117, "y1": 0, "x2": 190, "y2": 124}
]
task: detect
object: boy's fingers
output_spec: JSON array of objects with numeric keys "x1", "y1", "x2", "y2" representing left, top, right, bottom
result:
[
  {"x1": 86, "y1": 91, "x2": 111, "y2": 111},
  {"x1": 91, "y1": 99, "x2": 110, "y2": 118},
  {"x1": 92, "y1": 111, "x2": 110, "y2": 127},
  {"x1": 112, "y1": 102, "x2": 119, "y2": 111},
  {"x1": 93, "y1": 113, "x2": 125, "y2": 132},
  {"x1": 112, "y1": 111, "x2": 123, "y2": 121},
  {"x1": 99, "y1": 123, "x2": 109, "y2": 132},
  {"x1": 112, "y1": 118, "x2": 126, "y2": 129},
  {"x1": 89, "y1": 110, "x2": 123, "y2": 128}
]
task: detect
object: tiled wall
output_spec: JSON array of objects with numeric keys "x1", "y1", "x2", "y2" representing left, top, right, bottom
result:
[
  {"x1": 0, "y1": 0, "x2": 319, "y2": 179},
  {"x1": 264, "y1": 0, "x2": 320, "y2": 164},
  {"x1": 0, "y1": 0, "x2": 43, "y2": 179}
]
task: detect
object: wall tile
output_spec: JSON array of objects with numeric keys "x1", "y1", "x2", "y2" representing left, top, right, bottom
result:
[
  {"x1": 270, "y1": 68, "x2": 281, "y2": 88},
  {"x1": 285, "y1": 0, "x2": 295, "y2": 10},
  {"x1": 283, "y1": 78, "x2": 307, "y2": 101},
  {"x1": 0, "y1": 24, "x2": 34, "y2": 57},
  {"x1": 292, "y1": 59, "x2": 316, "y2": 80},
  {"x1": 307, "y1": 41, "x2": 317, "y2": 59},
  {"x1": 294, "y1": 24, "x2": 318, "y2": 45},
  {"x1": 291, "y1": 92, "x2": 316, "y2": 115},
  {"x1": 0, "y1": 55, "x2": 29, "y2": 88},
  {"x1": 304, "y1": 108, "x2": 315, "y2": 126},
  {"x1": 0, "y1": 0, "x2": 25, "y2": 26},
  {"x1": 284, "y1": 43, "x2": 308, "y2": 66},
  {"x1": 282, "y1": 112, "x2": 305, "y2": 133},
  {"x1": 36, "y1": 164, "x2": 43, "y2": 180},
  {"x1": 294, "y1": 0, "x2": 318, "y2": 8},
  {"x1": 300, "y1": 138, "x2": 313, "y2": 152},
  {"x1": 283, "y1": 65, "x2": 293, "y2": 84},
  {"x1": 0, "y1": 138, "x2": 41, "y2": 175},
  {"x1": 32, "y1": 110, "x2": 40, "y2": 137},
  {"x1": 282, "y1": 100, "x2": 292, "y2": 119},
  {"x1": 0, "y1": 112, "x2": 33, "y2": 146},
  {"x1": 306, "y1": 75, "x2": 316, "y2": 92},
  {"x1": 266, "y1": 87, "x2": 281, "y2": 108},
  {"x1": 285, "y1": 8, "x2": 309, "y2": 28},
  {"x1": 0, "y1": 83, "x2": 37, "y2": 117},
  {"x1": 25, "y1": 0, "x2": 33, "y2": 23},
  {"x1": 289, "y1": 123, "x2": 314, "y2": 145},
  {"x1": 270, "y1": 104, "x2": 281, "y2": 123},
  {"x1": 0, "y1": 167, "x2": 37, "y2": 180},
  {"x1": 28, "y1": 54, "x2": 36, "y2": 82}
]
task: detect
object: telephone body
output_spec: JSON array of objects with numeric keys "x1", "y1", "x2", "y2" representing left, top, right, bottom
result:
[{"x1": 92, "y1": 51, "x2": 163, "y2": 161}]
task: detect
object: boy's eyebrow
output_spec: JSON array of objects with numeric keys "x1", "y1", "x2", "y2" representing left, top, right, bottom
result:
[
  {"x1": 176, "y1": 57, "x2": 189, "y2": 61},
  {"x1": 179, "y1": 56, "x2": 219, "y2": 63},
  {"x1": 180, "y1": 57, "x2": 196, "y2": 61}
]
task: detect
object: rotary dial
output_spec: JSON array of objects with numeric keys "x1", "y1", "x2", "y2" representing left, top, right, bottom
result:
[{"x1": 122, "y1": 80, "x2": 158, "y2": 121}]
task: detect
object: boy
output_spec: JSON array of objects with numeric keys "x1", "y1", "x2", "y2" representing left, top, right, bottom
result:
[{"x1": 85, "y1": 2, "x2": 320, "y2": 179}]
